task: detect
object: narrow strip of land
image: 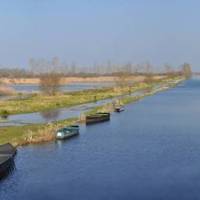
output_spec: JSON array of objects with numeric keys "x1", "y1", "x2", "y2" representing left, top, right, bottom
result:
[{"x1": 0, "y1": 76, "x2": 184, "y2": 147}]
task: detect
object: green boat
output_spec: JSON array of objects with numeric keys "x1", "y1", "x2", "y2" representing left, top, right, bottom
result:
[{"x1": 56, "y1": 125, "x2": 79, "y2": 140}]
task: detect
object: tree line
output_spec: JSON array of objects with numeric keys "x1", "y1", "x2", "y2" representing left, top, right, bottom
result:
[
  {"x1": 0, "y1": 58, "x2": 192, "y2": 96},
  {"x1": 0, "y1": 57, "x2": 192, "y2": 78}
]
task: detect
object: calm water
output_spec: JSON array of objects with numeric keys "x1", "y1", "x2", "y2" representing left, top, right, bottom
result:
[
  {"x1": 1, "y1": 79, "x2": 200, "y2": 200},
  {"x1": 0, "y1": 90, "x2": 144, "y2": 127},
  {"x1": 11, "y1": 82, "x2": 114, "y2": 93}
]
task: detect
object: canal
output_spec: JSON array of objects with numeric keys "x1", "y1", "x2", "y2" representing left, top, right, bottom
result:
[
  {"x1": 10, "y1": 82, "x2": 114, "y2": 93},
  {"x1": 1, "y1": 79, "x2": 200, "y2": 200},
  {"x1": 0, "y1": 90, "x2": 144, "y2": 127}
]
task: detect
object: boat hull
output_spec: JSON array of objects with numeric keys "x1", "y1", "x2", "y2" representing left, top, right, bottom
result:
[
  {"x1": 0, "y1": 143, "x2": 16, "y2": 179},
  {"x1": 0, "y1": 143, "x2": 17, "y2": 155},
  {"x1": 0, "y1": 156, "x2": 15, "y2": 178},
  {"x1": 86, "y1": 113, "x2": 110, "y2": 125},
  {"x1": 115, "y1": 108, "x2": 125, "y2": 113},
  {"x1": 56, "y1": 132, "x2": 79, "y2": 140},
  {"x1": 56, "y1": 125, "x2": 80, "y2": 140}
]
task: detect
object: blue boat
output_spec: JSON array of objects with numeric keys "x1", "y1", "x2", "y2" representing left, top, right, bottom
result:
[{"x1": 56, "y1": 125, "x2": 79, "y2": 140}]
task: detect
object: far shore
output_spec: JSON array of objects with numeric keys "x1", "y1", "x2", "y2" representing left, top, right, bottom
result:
[{"x1": 0, "y1": 75, "x2": 165, "y2": 85}]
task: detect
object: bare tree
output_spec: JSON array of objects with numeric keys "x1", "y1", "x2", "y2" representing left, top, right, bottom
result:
[
  {"x1": 114, "y1": 71, "x2": 134, "y2": 95},
  {"x1": 70, "y1": 62, "x2": 77, "y2": 75},
  {"x1": 115, "y1": 72, "x2": 128, "y2": 88},
  {"x1": 124, "y1": 63, "x2": 132, "y2": 74},
  {"x1": 39, "y1": 73, "x2": 62, "y2": 95},
  {"x1": 143, "y1": 62, "x2": 154, "y2": 83},
  {"x1": 164, "y1": 64, "x2": 177, "y2": 78}
]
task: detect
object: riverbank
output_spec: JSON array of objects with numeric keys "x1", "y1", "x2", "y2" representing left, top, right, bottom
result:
[
  {"x1": 0, "y1": 76, "x2": 185, "y2": 147},
  {"x1": 0, "y1": 81, "x2": 153, "y2": 115},
  {"x1": 0, "y1": 118, "x2": 78, "y2": 147},
  {"x1": 86, "y1": 76, "x2": 184, "y2": 115}
]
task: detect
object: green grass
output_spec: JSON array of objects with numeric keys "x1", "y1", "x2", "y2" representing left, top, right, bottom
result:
[
  {"x1": 0, "y1": 76, "x2": 183, "y2": 116},
  {"x1": 0, "y1": 82, "x2": 151, "y2": 115},
  {"x1": 0, "y1": 117, "x2": 77, "y2": 146},
  {"x1": 85, "y1": 76, "x2": 185, "y2": 115}
]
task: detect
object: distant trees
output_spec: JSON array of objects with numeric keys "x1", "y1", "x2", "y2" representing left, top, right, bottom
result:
[
  {"x1": 29, "y1": 57, "x2": 63, "y2": 95},
  {"x1": 162, "y1": 63, "x2": 192, "y2": 79},
  {"x1": 114, "y1": 71, "x2": 134, "y2": 95},
  {"x1": 113, "y1": 63, "x2": 135, "y2": 89},
  {"x1": 143, "y1": 62, "x2": 154, "y2": 83},
  {"x1": 114, "y1": 72, "x2": 131, "y2": 88},
  {"x1": 181, "y1": 63, "x2": 192, "y2": 79},
  {"x1": 0, "y1": 68, "x2": 30, "y2": 78},
  {"x1": 0, "y1": 57, "x2": 193, "y2": 80},
  {"x1": 29, "y1": 57, "x2": 60, "y2": 74},
  {"x1": 164, "y1": 64, "x2": 175, "y2": 77}
]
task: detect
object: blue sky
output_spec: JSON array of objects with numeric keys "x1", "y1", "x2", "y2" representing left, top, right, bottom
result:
[{"x1": 0, "y1": 0, "x2": 199, "y2": 70}]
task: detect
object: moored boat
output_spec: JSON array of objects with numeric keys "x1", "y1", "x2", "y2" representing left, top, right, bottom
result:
[
  {"x1": 114, "y1": 106, "x2": 125, "y2": 113},
  {"x1": 0, "y1": 143, "x2": 17, "y2": 156},
  {"x1": 0, "y1": 143, "x2": 16, "y2": 179},
  {"x1": 56, "y1": 125, "x2": 79, "y2": 140},
  {"x1": 0, "y1": 155, "x2": 14, "y2": 178},
  {"x1": 86, "y1": 112, "x2": 110, "y2": 125}
]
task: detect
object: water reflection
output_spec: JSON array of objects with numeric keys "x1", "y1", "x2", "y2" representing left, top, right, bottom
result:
[
  {"x1": 0, "y1": 115, "x2": 8, "y2": 120},
  {"x1": 55, "y1": 135, "x2": 80, "y2": 148},
  {"x1": 11, "y1": 82, "x2": 114, "y2": 93},
  {"x1": 40, "y1": 110, "x2": 60, "y2": 122},
  {"x1": 0, "y1": 89, "x2": 147, "y2": 127}
]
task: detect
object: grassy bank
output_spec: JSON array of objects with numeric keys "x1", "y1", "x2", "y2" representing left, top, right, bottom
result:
[
  {"x1": 85, "y1": 76, "x2": 185, "y2": 114},
  {"x1": 0, "y1": 76, "x2": 184, "y2": 146},
  {"x1": 0, "y1": 76, "x2": 183, "y2": 116},
  {"x1": 0, "y1": 82, "x2": 151, "y2": 115},
  {"x1": 0, "y1": 117, "x2": 78, "y2": 147}
]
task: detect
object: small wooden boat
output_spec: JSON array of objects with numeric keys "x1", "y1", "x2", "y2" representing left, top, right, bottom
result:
[
  {"x1": 86, "y1": 112, "x2": 110, "y2": 125},
  {"x1": 56, "y1": 125, "x2": 79, "y2": 140},
  {"x1": 0, "y1": 143, "x2": 16, "y2": 179},
  {"x1": 0, "y1": 155, "x2": 14, "y2": 178},
  {"x1": 114, "y1": 106, "x2": 125, "y2": 113}
]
